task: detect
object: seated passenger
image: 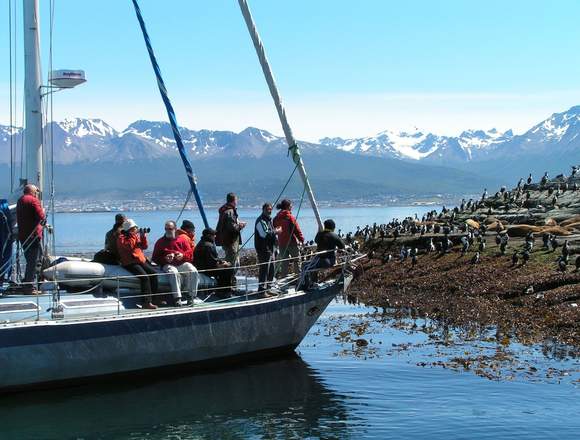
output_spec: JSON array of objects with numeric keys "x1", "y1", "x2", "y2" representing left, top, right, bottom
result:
[
  {"x1": 193, "y1": 228, "x2": 234, "y2": 299},
  {"x1": 95, "y1": 213, "x2": 126, "y2": 264},
  {"x1": 152, "y1": 220, "x2": 199, "y2": 306},
  {"x1": 314, "y1": 219, "x2": 346, "y2": 268},
  {"x1": 176, "y1": 219, "x2": 196, "y2": 258},
  {"x1": 117, "y1": 219, "x2": 158, "y2": 310}
]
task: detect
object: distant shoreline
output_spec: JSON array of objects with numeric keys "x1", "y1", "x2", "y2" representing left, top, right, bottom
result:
[{"x1": 53, "y1": 201, "x2": 445, "y2": 214}]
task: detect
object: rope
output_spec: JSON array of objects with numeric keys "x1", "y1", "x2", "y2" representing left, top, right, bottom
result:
[
  {"x1": 237, "y1": 0, "x2": 323, "y2": 230},
  {"x1": 131, "y1": 0, "x2": 209, "y2": 229},
  {"x1": 175, "y1": 190, "x2": 193, "y2": 225}
]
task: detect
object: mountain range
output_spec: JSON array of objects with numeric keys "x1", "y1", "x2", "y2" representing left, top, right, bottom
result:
[{"x1": 2, "y1": 106, "x2": 580, "y2": 200}]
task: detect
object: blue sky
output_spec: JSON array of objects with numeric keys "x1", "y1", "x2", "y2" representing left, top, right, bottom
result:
[{"x1": 2, "y1": 0, "x2": 580, "y2": 140}]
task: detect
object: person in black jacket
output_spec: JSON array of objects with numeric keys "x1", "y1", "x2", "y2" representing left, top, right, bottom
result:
[
  {"x1": 314, "y1": 219, "x2": 346, "y2": 268},
  {"x1": 193, "y1": 228, "x2": 234, "y2": 298},
  {"x1": 254, "y1": 203, "x2": 281, "y2": 295}
]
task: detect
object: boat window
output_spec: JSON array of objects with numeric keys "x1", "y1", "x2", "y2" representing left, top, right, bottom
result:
[
  {"x1": 0, "y1": 302, "x2": 40, "y2": 314},
  {"x1": 61, "y1": 299, "x2": 119, "y2": 308}
]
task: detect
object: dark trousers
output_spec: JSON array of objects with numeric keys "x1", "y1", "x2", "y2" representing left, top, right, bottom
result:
[
  {"x1": 22, "y1": 237, "x2": 42, "y2": 291},
  {"x1": 123, "y1": 262, "x2": 158, "y2": 304},
  {"x1": 257, "y1": 250, "x2": 275, "y2": 292}
]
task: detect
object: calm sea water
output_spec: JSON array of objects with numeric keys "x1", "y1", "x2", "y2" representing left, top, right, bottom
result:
[
  {"x1": 50, "y1": 206, "x2": 438, "y2": 254},
  {"x1": 0, "y1": 301, "x2": 578, "y2": 439},
  {"x1": 3, "y1": 206, "x2": 578, "y2": 439}
]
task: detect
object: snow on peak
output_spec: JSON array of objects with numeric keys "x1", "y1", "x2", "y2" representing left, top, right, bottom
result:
[{"x1": 59, "y1": 118, "x2": 116, "y2": 138}]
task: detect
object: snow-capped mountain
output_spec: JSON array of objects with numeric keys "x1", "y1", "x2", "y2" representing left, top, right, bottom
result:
[
  {"x1": 1, "y1": 105, "x2": 580, "y2": 167},
  {"x1": 320, "y1": 127, "x2": 514, "y2": 163}
]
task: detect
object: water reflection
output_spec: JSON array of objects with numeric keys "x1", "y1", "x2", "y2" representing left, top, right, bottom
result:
[{"x1": 0, "y1": 354, "x2": 359, "y2": 440}]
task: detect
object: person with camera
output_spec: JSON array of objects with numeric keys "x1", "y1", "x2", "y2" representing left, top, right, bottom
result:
[
  {"x1": 16, "y1": 184, "x2": 46, "y2": 294},
  {"x1": 117, "y1": 219, "x2": 158, "y2": 310},
  {"x1": 152, "y1": 220, "x2": 199, "y2": 306},
  {"x1": 254, "y1": 203, "x2": 281, "y2": 296}
]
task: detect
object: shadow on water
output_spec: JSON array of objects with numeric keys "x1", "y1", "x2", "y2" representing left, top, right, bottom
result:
[{"x1": 0, "y1": 354, "x2": 361, "y2": 440}]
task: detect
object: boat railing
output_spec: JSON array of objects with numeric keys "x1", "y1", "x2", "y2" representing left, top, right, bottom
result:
[{"x1": 4, "y1": 248, "x2": 360, "y2": 307}]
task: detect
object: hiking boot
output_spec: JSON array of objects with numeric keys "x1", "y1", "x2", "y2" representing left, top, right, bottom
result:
[{"x1": 142, "y1": 302, "x2": 158, "y2": 310}]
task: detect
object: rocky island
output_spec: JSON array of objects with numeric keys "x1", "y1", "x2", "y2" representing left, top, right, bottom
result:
[{"x1": 351, "y1": 168, "x2": 580, "y2": 347}]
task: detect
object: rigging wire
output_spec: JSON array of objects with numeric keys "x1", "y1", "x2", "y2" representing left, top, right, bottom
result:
[
  {"x1": 235, "y1": 163, "x2": 299, "y2": 255},
  {"x1": 8, "y1": 0, "x2": 14, "y2": 192}
]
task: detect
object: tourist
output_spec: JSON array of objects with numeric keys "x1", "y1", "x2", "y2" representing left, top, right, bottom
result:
[
  {"x1": 117, "y1": 219, "x2": 158, "y2": 310},
  {"x1": 314, "y1": 219, "x2": 346, "y2": 268},
  {"x1": 254, "y1": 203, "x2": 280, "y2": 295},
  {"x1": 16, "y1": 184, "x2": 46, "y2": 294},
  {"x1": 103, "y1": 213, "x2": 126, "y2": 262},
  {"x1": 176, "y1": 219, "x2": 196, "y2": 258},
  {"x1": 273, "y1": 199, "x2": 305, "y2": 277},
  {"x1": 215, "y1": 193, "x2": 246, "y2": 285},
  {"x1": 193, "y1": 228, "x2": 234, "y2": 298},
  {"x1": 152, "y1": 220, "x2": 199, "y2": 306}
]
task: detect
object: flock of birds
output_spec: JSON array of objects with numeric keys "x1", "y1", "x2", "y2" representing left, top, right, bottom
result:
[{"x1": 339, "y1": 166, "x2": 580, "y2": 273}]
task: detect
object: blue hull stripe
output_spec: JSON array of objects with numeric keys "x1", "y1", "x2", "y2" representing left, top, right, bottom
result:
[{"x1": 0, "y1": 283, "x2": 337, "y2": 349}]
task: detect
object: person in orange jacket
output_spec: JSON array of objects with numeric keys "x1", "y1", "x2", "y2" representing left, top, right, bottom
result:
[
  {"x1": 176, "y1": 219, "x2": 196, "y2": 260},
  {"x1": 117, "y1": 219, "x2": 158, "y2": 310}
]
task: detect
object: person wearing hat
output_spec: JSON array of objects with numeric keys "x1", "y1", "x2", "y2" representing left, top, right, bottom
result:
[
  {"x1": 176, "y1": 219, "x2": 196, "y2": 259},
  {"x1": 193, "y1": 228, "x2": 234, "y2": 298},
  {"x1": 104, "y1": 213, "x2": 126, "y2": 262},
  {"x1": 117, "y1": 219, "x2": 158, "y2": 310}
]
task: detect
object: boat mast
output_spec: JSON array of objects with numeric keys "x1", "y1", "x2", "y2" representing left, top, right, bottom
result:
[
  {"x1": 237, "y1": 0, "x2": 323, "y2": 231},
  {"x1": 23, "y1": 0, "x2": 43, "y2": 196}
]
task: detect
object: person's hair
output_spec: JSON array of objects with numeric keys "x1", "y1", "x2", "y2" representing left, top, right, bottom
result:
[
  {"x1": 23, "y1": 184, "x2": 37, "y2": 195},
  {"x1": 165, "y1": 220, "x2": 176, "y2": 229},
  {"x1": 262, "y1": 202, "x2": 272, "y2": 211},
  {"x1": 114, "y1": 213, "x2": 126, "y2": 225},
  {"x1": 180, "y1": 220, "x2": 195, "y2": 231},
  {"x1": 226, "y1": 192, "x2": 236, "y2": 203},
  {"x1": 276, "y1": 199, "x2": 291, "y2": 210},
  {"x1": 202, "y1": 228, "x2": 216, "y2": 237},
  {"x1": 324, "y1": 219, "x2": 336, "y2": 231}
]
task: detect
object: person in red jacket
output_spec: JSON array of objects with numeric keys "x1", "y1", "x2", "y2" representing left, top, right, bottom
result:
[
  {"x1": 273, "y1": 199, "x2": 305, "y2": 277},
  {"x1": 117, "y1": 219, "x2": 158, "y2": 310},
  {"x1": 152, "y1": 220, "x2": 200, "y2": 305},
  {"x1": 16, "y1": 184, "x2": 46, "y2": 293}
]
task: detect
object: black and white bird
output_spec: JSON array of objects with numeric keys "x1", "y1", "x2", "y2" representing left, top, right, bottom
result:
[
  {"x1": 557, "y1": 256, "x2": 567, "y2": 272},
  {"x1": 522, "y1": 250, "x2": 530, "y2": 265},
  {"x1": 471, "y1": 252, "x2": 480, "y2": 265},
  {"x1": 511, "y1": 250, "x2": 519, "y2": 267}
]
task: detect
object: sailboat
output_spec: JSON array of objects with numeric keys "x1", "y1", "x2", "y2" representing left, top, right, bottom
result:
[{"x1": 0, "y1": 0, "x2": 357, "y2": 391}]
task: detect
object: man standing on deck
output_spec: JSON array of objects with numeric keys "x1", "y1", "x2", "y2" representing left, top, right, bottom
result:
[
  {"x1": 254, "y1": 203, "x2": 281, "y2": 295},
  {"x1": 216, "y1": 193, "x2": 246, "y2": 287},
  {"x1": 16, "y1": 184, "x2": 46, "y2": 294}
]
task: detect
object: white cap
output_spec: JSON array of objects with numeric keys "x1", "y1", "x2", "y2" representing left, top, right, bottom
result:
[{"x1": 122, "y1": 219, "x2": 138, "y2": 232}]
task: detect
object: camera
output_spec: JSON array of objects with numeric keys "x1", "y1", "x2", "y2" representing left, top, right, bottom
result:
[{"x1": 139, "y1": 227, "x2": 151, "y2": 234}]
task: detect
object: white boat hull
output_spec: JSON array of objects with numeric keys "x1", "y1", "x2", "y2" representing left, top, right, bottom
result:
[{"x1": 0, "y1": 275, "x2": 350, "y2": 391}]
